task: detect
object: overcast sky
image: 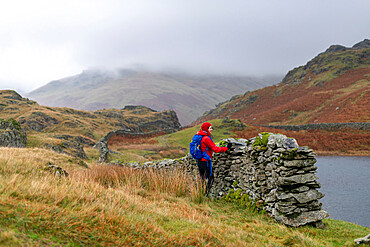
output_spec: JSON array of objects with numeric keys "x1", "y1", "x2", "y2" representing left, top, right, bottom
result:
[{"x1": 0, "y1": 0, "x2": 369, "y2": 93}]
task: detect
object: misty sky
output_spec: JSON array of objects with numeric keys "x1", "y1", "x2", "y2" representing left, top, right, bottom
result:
[{"x1": 0, "y1": 0, "x2": 369, "y2": 93}]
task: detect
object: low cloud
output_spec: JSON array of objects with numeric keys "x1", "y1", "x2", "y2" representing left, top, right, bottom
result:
[{"x1": 0, "y1": 0, "x2": 369, "y2": 92}]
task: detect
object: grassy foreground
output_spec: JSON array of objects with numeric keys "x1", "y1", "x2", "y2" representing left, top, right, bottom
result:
[{"x1": 0, "y1": 148, "x2": 368, "y2": 246}]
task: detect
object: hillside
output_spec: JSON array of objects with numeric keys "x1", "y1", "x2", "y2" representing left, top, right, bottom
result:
[
  {"x1": 105, "y1": 116, "x2": 368, "y2": 163},
  {"x1": 195, "y1": 39, "x2": 370, "y2": 125},
  {"x1": 26, "y1": 71, "x2": 279, "y2": 125},
  {"x1": 0, "y1": 89, "x2": 180, "y2": 142}
]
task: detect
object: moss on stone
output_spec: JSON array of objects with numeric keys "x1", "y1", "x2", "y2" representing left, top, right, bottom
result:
[
  {"x1": 260, "y1": 132, "x2": 270, "y2": 146},
  {"x1": 253, "y1": 132, "x2": 271, "y2": 147},
  {"x1": 280, "y1": 148, "x2": 298, "y2": 160},
  {"x1": 1, "y1": 118, "x2": 22, "y2": 131},
  {"x1": 8, "y1": 118, "x2": 21, "y2": 130},
  {"x1": 289, "y1": 148, "x2": 298, "y2": 159},
  {"x1": 216, "y1": 140, "x2": 227, "y2": 147},
  {"x1": 253, "y1": 137, "x2": 262, "y2": 147}
]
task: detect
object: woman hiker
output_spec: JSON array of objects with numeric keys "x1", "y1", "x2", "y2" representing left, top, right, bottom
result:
[{"x1": 195, "y1": 122, "x2": 229, "y2": 194}]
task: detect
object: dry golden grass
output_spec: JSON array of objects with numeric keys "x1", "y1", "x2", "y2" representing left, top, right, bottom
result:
[{"x1": 0, "y1": 147, "x2": 368, "y2": 246}]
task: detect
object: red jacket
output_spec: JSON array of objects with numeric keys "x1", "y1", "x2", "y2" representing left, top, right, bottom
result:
[{"x1": 197, "y1": 130, "x2": 228, "y2": 162}]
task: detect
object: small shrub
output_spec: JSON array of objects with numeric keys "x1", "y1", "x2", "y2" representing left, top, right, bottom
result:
[{"x1": 222, "y1": 188, "x2": 266, "y2": 213}]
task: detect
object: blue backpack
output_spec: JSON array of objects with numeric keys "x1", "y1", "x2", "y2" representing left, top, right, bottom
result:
[{"x1": 189, "y1": 134, "x2": 211, "y2": 160}]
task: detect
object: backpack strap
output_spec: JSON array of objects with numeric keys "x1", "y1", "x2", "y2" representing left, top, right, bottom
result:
[
  {"x1": 202, "y1": 136, "x2": 214, "y2": 177},
  {"x1": 202, "y1": 136, "x2": 212, "y2": 161}
]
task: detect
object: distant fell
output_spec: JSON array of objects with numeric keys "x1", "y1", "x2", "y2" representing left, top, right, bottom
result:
[
  {"x1": 26, "y1": 71, "x2": 279, "y2": 125},
  {"x1": 195, "y1": 39, "x2": 370, "y2": 125}
]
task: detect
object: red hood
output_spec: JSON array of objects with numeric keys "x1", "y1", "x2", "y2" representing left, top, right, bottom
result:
[{"x1": 197, "y1": 129, "x2": 210, "y2": 136}]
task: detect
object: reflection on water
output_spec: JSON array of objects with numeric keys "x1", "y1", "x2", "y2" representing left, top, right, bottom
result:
[{"x1": 316, "y1": 156, "x2": 370, "y2": 227}]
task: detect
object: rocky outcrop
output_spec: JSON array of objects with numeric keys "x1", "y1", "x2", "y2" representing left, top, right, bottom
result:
[
  {"x1": 281, "y1": 39, "x2": 370, "y2": 84},
  {"x1": 121, "y1": 107, "x2": 181, "y2": 132},
  {"x1": 122, "y1": 105, "x2": 157, "y2": 113},
  {"x1": 45, "y1": 162, "x2": 69, "y2": 177},
  {"x1": 0, "y1": 90, "x2": 181, "y2": 140},
  {"x1": 112, "y1": 133, "x2": 328, "y2": 228},
  {"x1": 0, "y1": 118, "x2": 27, "y2": 147},
  {"x1": 222, "y1": 117, "x2": 247, "y2": 130},
  {"x1": 325, "y1": 45, "x2": 347, "y2": 53},
  {"x1": 1, "y1": 90, "x2": 23, "y2": 100},
  {"x1": 54, "y1": 134, "x2": 95, "y2": 147},
  {"x1": 18, "y1": 111, "x2": 59, "y2": 131},
  {"x1": 94, "y1": 119, "x2": 181, "y2": 163},
  {"x1": 44, "y1": 141, "x2": 87, "y2": 159},
  {"x1": 94, "y1": 140, "x2": 110, "y2": 163},
  {"x1": 352, "y1": 39, "x2": 370, "y2": 50}
]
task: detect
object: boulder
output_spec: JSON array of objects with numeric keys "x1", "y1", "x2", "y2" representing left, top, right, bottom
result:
[
  {"x1": 267, "y1": 134, "x2": 287, "y2": 148},
  {"x1": 266, "y1": 133, "x2": 298, "y2": 149},
  {"x1": 273, "y1": 209, "x2": 328, "y2": 227},
  {"x1": 18, "y1": 111, "x2": 59, "y2": 131},
  {"x1": 0, "y1": 119, "x2": 27, "y2": 147},
  {"x1": 354, "y1": 234, "x2": 370, "y2": 245},
  {"x1": 45, "y1": 162, "x2": 69, "y2": 177},
  {"x1": 94, "y1": 140, "x2": 109, "y2": 163},
  {"x1": 283, "y1": 138, "x2": 299, "y2": 149}
]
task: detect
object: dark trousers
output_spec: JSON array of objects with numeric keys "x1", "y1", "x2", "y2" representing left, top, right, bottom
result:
[{"x1": 197, "y1": 160, "x2": 214, "y2": 194}]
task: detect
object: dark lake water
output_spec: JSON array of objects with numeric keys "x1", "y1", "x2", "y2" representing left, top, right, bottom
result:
[{"x1": 316, "y1": 156, "x2": 370, "y2": 228}]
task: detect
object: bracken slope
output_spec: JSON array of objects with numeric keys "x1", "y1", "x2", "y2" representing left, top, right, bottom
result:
[{"x1": 195, "y1": 39, "x2": 370, "y2": 125}]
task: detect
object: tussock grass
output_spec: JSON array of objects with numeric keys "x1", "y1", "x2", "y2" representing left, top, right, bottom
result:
[
  {"x1": 74, "y1": 165, "x2": 194, "y2": 198},
  {"x1": 0, "y1": 147, "x2": 368, "y2": 246}
]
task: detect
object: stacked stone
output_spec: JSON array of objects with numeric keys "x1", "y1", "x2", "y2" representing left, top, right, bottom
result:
[
  {"x1": 258, "y1": 133, "x2": 327, "y2": 227},
  {"x1": 112, "y1": 155, "x2": 199, "y2": 177},
  {"x1": 212, "y1": 133, "x2": 328, "y2": 227},
  {"x1": 210, "y1": 138, "x2": 249, "y2": 198}
]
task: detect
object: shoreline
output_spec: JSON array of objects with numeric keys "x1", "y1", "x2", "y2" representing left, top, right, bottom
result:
[{"x1": 316, "y1": 151, "x2": 370, "y2": 157}]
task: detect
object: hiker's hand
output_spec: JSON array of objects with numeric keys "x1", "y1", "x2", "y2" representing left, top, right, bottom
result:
[{"x1": 227, "y1": 143, "x2": 232, "y2": 149}]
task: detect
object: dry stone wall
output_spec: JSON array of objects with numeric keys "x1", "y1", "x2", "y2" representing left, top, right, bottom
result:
[
  {"x1": 114, "y1": 132, "x2": 328, "y2": 227},
  {"x1": 211, "y1": 133, "x2": 328, "y2": 227}
]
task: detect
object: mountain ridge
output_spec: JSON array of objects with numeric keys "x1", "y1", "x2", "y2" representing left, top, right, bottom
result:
[
  {"x1": 26, "y1": 71, "x2": 279, "y2": 125},
  {"x1": 194, "y1": 39, "x2": 369, "y2": 125}
]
